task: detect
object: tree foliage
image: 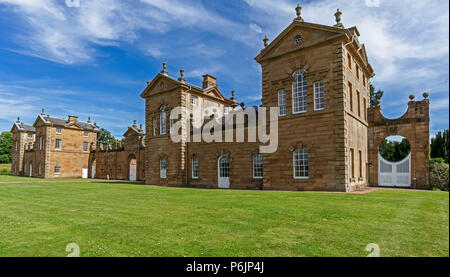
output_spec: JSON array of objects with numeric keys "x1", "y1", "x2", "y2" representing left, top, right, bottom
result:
[
  {"x1": 0, "y1": 131, "x2": 12, "y2": 164},
  {"x1": 430, "y1": 161, "x2": 449, "y2": 191},
  {"x1": 431, "y1": 129, "x2": 449, "y2": 163},
  {"x1": 370, "y1": 84, "x2": 384, "y2": 107},
  {"x1": 379, "y1": 138, "x2": 411, "y2": 162},
  {"x1": 97, "y1": 128, "x2": 119, "y2": 145}
]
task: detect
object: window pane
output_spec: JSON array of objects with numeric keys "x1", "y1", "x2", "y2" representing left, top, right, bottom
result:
[
  {"x1": 294, "y1": 149, "x2": 309, "y2": 178},
  {"x1": 253, "y1": 154, "x2": 263, "y2": 178},
  {"x1": 192, "y1": 157, "x2": 199, "y2": 178},
  {"x1": 160, "y1": 106, "x2": 166, "y2": 135},
  {"x1": 314, "y1": 82, "x2": 324, "y2": 110},
  {"x1": 278, "y1": 90, "x2": 286, "y2": 116},
  {"x1": 292, "y1": 70, "x2": 307, "y2": 113},
  {"x1": 160, "y1": 158, "x2": 166, "y2": 178}
]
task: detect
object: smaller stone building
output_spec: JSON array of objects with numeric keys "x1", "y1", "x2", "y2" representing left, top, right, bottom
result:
[{"x1": 11, "y1": 110, "x2": 98, "y2": 178}]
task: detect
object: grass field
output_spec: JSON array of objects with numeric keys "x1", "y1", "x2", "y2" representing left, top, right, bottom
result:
[{"x1": 0, "y1": 175, "x2": 448, "y2": 257}]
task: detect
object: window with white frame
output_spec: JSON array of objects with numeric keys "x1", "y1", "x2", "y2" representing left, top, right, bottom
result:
[
  {"x1": 314, "y1": 81, "x2": 324, "y2": 110},
  {"x1": 278, "y1": 90, "x2": 286, "y2": 116},
  {"x1": 39, "y1": 137, "x2": 43, "y2": 150},
  {"x1": 28, "y1": 133, "x2": 33, "y2": 138},
  {"x1": 55, "y1": 139, "x2": 62, "y2": 150},
  {"x1": 83, "y1": 142, "x2": 89, "y2": 152},
  {"x1": 54, "y1": 166, "x2": 61, "y2": 174},
  {"x1": 15, "y1": 141, "x2": 18, "y2": 152},
  {"x1": 84, "y1": 131, "x2": 89, "y2": 137},
  {"x1": 160, "y1": 106, "x2": 166, "y2": 135},
  {"x1": 293, "y1": 149, "x2": 309, "y2": 178},
  {"x1": 192, "y1": 157, "x2": 199, "y2": 179},
  {"x1": 292, "y1": 70, "x2": 307, "y2": 113},
  {"x1": 252, "y1": 154, "x2": 263, "y2": 179},
  {"x1": 160, "y1": 158, "x2": 167, "y2": 178},
  {"x1": 224, "y1": 107, "x2": 229, "y2": 114},
  {"x1": 169, "y1": 114, "x2": 174, "y2": 134},
  {"x1": 191, "y1": 96, "x2": 197, "y2": 105},
  {"x1": 153, "y1": 118, "x2": 157, "y2": 136},
  {"x1": 56, "y1": 128, "x2": 62, "y2": 134}
]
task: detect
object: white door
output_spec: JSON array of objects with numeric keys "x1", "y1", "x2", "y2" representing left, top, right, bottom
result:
[
  {"x1": 378, "y1": 152, "x2": 411, "y2": 187},
  {"x1": 29, "y1": 163, "x2": 32, "y2": 177},
  {"x1": 82, "y1": 168, "x2": 88, "y2": 179},
  {"x1": 218, "y1": 156, "x2": 230, "y2": 188},
  {"x1": 129, "y1": 159, "x2": 137, "y2": 181}
]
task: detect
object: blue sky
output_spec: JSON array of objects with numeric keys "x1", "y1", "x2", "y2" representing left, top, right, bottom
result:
[{"x1": 0, "y1": 0, "x2": 448, "y2": 139}]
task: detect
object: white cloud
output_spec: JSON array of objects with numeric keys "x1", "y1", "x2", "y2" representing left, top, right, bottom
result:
[
  {"x1": 249, "y1": 23, "x2": 262, "y2": 34},
  {"x1": 364, "y1": 0, "x2": 380, "y2": 8}
]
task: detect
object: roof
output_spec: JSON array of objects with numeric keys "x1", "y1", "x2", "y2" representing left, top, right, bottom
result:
[
  {"x1": 35, "y1": 115, "x2": 98, "y2": 131},
  {"x1": 123, "y1": 126, "x2": 144, "y2": 137},
  {"x1": 140, "y1": 73, "x2": 234, "y2": 105},
  {"x1": 10, "y1": 122, "x2": 36, "y2": 132}
]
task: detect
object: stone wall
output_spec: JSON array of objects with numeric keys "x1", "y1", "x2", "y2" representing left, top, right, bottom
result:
[{"x1": 367, "y1": 96, "x2": 430, "y2": 189}]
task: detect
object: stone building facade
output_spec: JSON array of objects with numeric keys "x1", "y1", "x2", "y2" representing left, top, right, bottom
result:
[
  {"x1": 10, "y1": 6, "x2": 431, "y2": 191},
  {"x1": 11, "y1": 110, "x2": 98, "y2": 178}
]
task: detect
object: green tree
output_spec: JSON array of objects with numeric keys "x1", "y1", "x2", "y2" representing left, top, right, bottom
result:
[
  {"x1": 97, "y1": 128, "x2": 118, "y2": 145},
  {"x1": 431, "y1": 129, "x2": 449, "y2": 163},
  {"x1": 0, "y1": 131, "x2": 12, "y2": 164},
  {"x1": 370, "y1": 84, "x2": 384, "y2": 107},
  {"x1": 379, "y1": 138, "x2": 411, "y2": 162}
]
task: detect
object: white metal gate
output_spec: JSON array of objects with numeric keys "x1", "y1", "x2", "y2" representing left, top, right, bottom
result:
[
  {"x1": 129, "y1": 159, "x2": 137, "y2": 181},
  {"x1": 82, "y1": 168, "x2": 88, "y2": 179},
  {"x1": 378, "y1": 152, "x2": 411, "y2": 187}
]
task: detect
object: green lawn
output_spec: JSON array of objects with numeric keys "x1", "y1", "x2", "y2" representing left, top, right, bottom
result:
[{"x1": 0, "y1": 176, "x2": 448, "y2": 257}]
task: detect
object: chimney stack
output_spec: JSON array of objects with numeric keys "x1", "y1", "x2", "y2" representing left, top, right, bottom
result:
[
  {"x1": 68, "y1": 115, "x2": 78, "y2": 123},
  {"x1": 202, "y1": 74, "x2": 217, "y2": 89}
]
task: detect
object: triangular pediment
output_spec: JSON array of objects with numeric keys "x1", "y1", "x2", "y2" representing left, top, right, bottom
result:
[
  {"x1": 201, "y1": 86, "x2": 226, "y2": 100},
  {"x1": 33, "y1": 115, "x2": 48, "y2": 128},
  {"x1": 255, "y1": 21, "x2": 346, "y2": 62},
  {"x1": 123, "y1": 126, "x2": 143, "y2": 137},
  {"x1": 140, "y1": 74, "x2": 181, "y2": 98}
]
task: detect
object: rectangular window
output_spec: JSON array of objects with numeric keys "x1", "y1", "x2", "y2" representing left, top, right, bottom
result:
[
  {"x1": 359, "y1": 150, "x2": 363, "y2": 178},
  {"x1": 28, "y1": 133, "x2": 33, "y2": 138},
  {"x1": 357, "y1": 90, "x2": 361, "y2": 117},
  {"x1": 192, "y1": 157, "x2": 199, "y2": 179},
  {"x1": 39, "y1": 137, "x2": 43, "y2": 150},
  {"x1": 347, "y1": 53, "x2": 352, "y2": 69},
  {"x1": 169, "y1": 115, "x2": 174, "y2": 134},
  {"x1": 56, "y1": 128, "x2": 62, "y2": 134},
  {"x1": 83, "y1": 142, "x2": 89, "y2": 152},
  {"x1": 350, "y1": 148, "x2": 355, "y2": 179},
  {"x1": 153, "y1": 118, "x2": 157, "y2": 136},
  {"x1": 252, "y1": 154, "x2": 263, "y2": 179},
  {"x1": 224, "y1": 107, "x2": 229, "y2": 114},
  {"x1": 191, "y1": 96, "x2": 197, "y2": 105},
  {"x1": 364, "y1": 98, "x2": 367, "y2": 120},
  {"x1": 55, "y1": 139, "x2": 62, "y2": 150},
  {"x1": 356, "y1": 64, "x2": 360, "y2": 79},
  {"x1": 314, "y1": 81, "x2": 324, "y2": 110},
  {"x1": 294, "y1": 149, "x2": 309, "y2": 178},
  {"x1": 278, "y1": 90, "x2": 286, "y2": 116},
  {"x1": 363, "y1": 75, "x2": 366, "y2": 87},
  {"x1": 348, "y1": 82, "x2": 353, "y2": 112},
  {"x1": 84, "y1": 131, "x2": 89, "y2": 137},
  {"x1": 54, "y1": 166, "x2": 61, "y2": 174},
  {"x1": 15, "y1": 141, "x2": 18, "y2": 152},
  {"x1": 160, "y1": 159, "x2": 167, "y2": 179},
  {"x1": 160, "y1": 110, "x2": 166, "y2": 135}
]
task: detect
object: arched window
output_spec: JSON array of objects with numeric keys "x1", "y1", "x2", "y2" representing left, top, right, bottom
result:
[
  {"x1": 38, "y1": 162, "x2": 42, "y2": 175},
  {"x1": 160, "y1": 158, "x2": 167, "y2": 179},
  {"x1": 160, "y1": 106, "x2": 166, "y2": 135},
  {"x1": 292, "y1": 70, "x2": 307, "y2": 113},
  {"x1": 293, "y1": 149, "x2": 309, "y2": 178}
]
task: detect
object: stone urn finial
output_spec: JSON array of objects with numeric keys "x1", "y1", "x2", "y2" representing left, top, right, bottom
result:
[
  {"x1": 161, "y1": 61, "x2": 168, "y2": 75},
  {"x1": 409, "y1": 94, "x2": 415, "y2": 101},
  {"x1": 263, "y1": 35, "x2": 269, "y2": 47},
  {"x1": 333, "y1": 9, "x2": 344, "y2": 28},
  {"x1": 17, "y1": 116, "x2": 20, "y2": 123},
  {"x1": 423, "y1": 92, "x2": 429, "y2": 99},
  {"x1": 294, "y1": 4, "x2": 304, "y2": 22},
  {"x1": 376, "y1": 99, "x2": 381, "y2": 106}
]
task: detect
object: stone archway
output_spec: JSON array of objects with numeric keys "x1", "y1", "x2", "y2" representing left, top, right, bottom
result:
[
  {"x1": 368, "y1": 95, "x2": 430, "y2": 189},
  {"x1": 128, "y1": 154, "x2": 137, "y2": 181}
]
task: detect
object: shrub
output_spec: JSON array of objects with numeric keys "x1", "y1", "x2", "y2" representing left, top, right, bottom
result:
[
  {"x1": 429, "y1": 161, "x2": 449, "y2": 191},
  {"x1": 0, "y1": 154, "x2": 10, "y2": 164},
  {"x1": 430, "y1": 157, "x2": 445, "y2": 164},
  {"x1": 0, "y1": 168, "x2": 10, "y2": 175}
]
